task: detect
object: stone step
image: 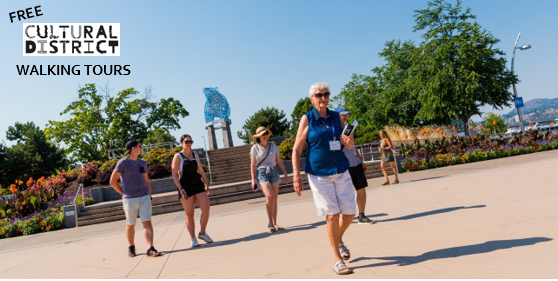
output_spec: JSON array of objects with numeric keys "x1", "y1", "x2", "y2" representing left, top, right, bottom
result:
[
  {"x1": 77, "y1": 162, "x2": 396, "y2": 227},
  {"x1": 208, "y1": 149, "x2": 253, "y2": 158},
  {"x1": 208, "y1": 165, "x2": 390, "y2": 183},
  {"x1": 78, "y1": 180, "x2": 312, "y2": 227},
  {"x1": 207, "y1": 147, "x2": 252, "y2": 158},
  {"x1": 210, "y1": 162, "x2": 385, "y2": 176}
]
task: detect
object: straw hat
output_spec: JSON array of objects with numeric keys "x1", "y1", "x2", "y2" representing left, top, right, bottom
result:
[{"x1": 251, "y1": 126, "x2": 273, "y2": 143}]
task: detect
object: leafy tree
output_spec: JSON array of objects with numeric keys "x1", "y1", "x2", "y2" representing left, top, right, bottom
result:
[
  {"x1": 143, "y1": 126, "x2": 176, "y2": 144},
  {"x1": 0, "y1": 122, "x2": 67, "y2": 188},
  {"x1": 0, "y1": 143, "x2": 5, "y2": 162},
  {"x1": 237, "y1": 107, "x2": 290, "y2": 144},
  {"x1": 336, "y1": 74, "x2": 381, "y2": 144},
  {"x1": 482, "y1": 112, "x2": 507, "y2": 133},
  {"x1": 289, "y1": 97, "x2": 313, "y2": 135},
  {"x1": 45, "y1": 84, "x2": 188, "y2": 162},
  {"x1": 412, "y1": 0, "x2": 518, "y2": 135},
  {"x1": 336, "y1": 41, "x2": 436, "y2": 144}
]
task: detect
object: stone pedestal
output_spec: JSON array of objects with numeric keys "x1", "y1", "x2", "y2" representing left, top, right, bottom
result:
[
  {"x1": 222, "y1": 120, "x2": 234, "y2": 148},
  {"x1": 206, "y1": 124, "x2": 218, "y2": 150},
  {"x1": 205, "y1": 118, "x2": 233, "y2": 150}
]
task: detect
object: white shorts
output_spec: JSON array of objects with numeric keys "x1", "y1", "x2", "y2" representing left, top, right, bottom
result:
[
  {"x1": 122, "y1": 195, "x2": 152, "y2": 225},
  {"x1": 308, "y1": 171, "x2": 356, "y2": 216}
]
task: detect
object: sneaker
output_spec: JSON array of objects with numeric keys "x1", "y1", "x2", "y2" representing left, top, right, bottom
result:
[
  {"x1": 198, "y1": 232, "x2": 213, "y2": 243},
  {"x1": 358, "y1": 216, "x2": 376, "y2": 224},
  {"x1": 128, "y1": 245, "x2": 137, "y2": 257},
  {"x1": 191, "y1": 237, "x2": 200, "y2": 247}
]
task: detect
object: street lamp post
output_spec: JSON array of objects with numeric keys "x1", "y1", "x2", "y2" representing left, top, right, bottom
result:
[{"x1": 511, "y1": 32, "x2": 531, "y2": 133}]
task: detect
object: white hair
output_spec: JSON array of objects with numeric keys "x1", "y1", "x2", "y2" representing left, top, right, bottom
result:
[{"x1": 308, "y1": 82, "x2": 329, "y2": 97}]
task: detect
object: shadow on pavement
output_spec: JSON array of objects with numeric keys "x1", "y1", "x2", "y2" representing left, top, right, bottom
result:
[
  {"x1": 376, "y1": 205, "x2": 486, "y2": 223},
  {"x1": 164, "y1": 220, "x2": 327, "y2": 254},
  {"x1": 409, "y1": 176, "x2": 449, "y2": 182},
  {"x1": 349, "y1": 237, "x2": 552, "y2": 269}
]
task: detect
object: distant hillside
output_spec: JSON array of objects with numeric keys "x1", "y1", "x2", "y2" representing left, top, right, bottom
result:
[{"x1": 501, "y1": 98, "x2": 558, "y2": 124}]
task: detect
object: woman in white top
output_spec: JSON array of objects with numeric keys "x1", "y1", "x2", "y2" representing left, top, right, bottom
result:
[{"x1": 250, "y1": 126, "x2": 289, "y2": 233}]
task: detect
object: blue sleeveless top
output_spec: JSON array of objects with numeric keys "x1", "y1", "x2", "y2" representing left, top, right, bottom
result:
[{"x1": 304, "y1": 107, "x2": 349, "y2": 177}]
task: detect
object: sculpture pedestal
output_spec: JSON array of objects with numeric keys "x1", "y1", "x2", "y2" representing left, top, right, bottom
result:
[{"x1": 205, "y1": 118, "x2": 233, "y2": 150}]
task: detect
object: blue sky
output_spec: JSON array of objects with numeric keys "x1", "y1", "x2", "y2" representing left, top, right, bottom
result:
[{"x1": 1, "y1": 0, "x2": 556, "y2": 152}]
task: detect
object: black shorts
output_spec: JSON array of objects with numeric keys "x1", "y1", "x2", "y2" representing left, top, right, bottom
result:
[
  {"x1": 348, "y1": 164, "x2": 368, "y2": 190},
  {"x1": 177, "y1": 181, "x2": 206, "y2": 200}
]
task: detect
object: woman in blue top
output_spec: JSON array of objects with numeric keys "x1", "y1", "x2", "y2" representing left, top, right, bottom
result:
[{"x1": 292, "y1": 82, "x2": 357, "y2": 275}]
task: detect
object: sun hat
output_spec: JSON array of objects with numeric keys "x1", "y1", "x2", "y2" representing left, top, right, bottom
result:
[
  {"x1": 335, "y1": 107, "x2": 350, "y2": 115},
  {"x1": 251, "y1": 126, "x2": 273, "y2": 143}
]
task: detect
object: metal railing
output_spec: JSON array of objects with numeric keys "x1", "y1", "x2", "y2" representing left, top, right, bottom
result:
[
  {"x1": 72, "y1": 183, "x2": 85, "y2": 227},
  {"x1": 107, "y1": 141, "x2": 180, "y2": 160},
  {"x1": 201, "y1": 136, "x2": 212, "y2": 184},
  {"x1": 73, "y1": 183, "x2": 85, "y2": 205}
]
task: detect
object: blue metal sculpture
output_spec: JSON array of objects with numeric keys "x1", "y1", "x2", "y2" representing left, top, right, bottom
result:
[{"x1": 203, "y1": 87, "x2": 231, "y2": 123}]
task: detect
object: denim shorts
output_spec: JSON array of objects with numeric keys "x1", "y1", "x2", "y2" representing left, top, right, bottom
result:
[{"x1": 256, "y1": 166, "x2": 280, "y2": 184}]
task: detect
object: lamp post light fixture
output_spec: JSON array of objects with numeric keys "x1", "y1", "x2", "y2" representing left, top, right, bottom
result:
[{"x1": 511, "y1": 32, "x2": 531, "y2": 133}]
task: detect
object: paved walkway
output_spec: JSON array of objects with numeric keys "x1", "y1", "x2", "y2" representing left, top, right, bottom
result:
[{"x1": 1, "y1": 150, "x2": 557, "y2": 278}]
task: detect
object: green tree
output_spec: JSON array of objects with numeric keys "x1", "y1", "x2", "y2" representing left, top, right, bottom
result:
[
  {"x1": 482, "y1": 112, "x2": 507, "y2": 133},
  {"x1": 336, "y1": 40, "x2": 438, "y2": 144},
  {"x1": 0, "y1": 122, "x2": 67, "y2": 188},
  {"x1": 45, "y1": 84, "x2": 188, "y2": 162},
  {"x1": 237, "y1": 107, "x2": 290, "y2": 144},
  {"x1": 289, "y1": 97, "x2": 313, "y2": 135},
  {"x1": 143, "y1": 126, "x2": 176, "y2": 144},
  {"x1": 412, "y1": 0, "x2": 518, "y2": 135},
  {"x1": 336, "y1": 74, "x2": 381, "y2": 144}
]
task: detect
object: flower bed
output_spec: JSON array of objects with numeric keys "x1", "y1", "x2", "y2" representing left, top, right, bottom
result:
[
  {"x1": 0, "y1": 187, "x2": 94, "y2": 239},
  {"x1": 403, "y1": 136, "x2": 558, "y2": 172}
]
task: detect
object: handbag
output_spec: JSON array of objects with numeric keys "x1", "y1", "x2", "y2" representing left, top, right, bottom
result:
[{"x1": 253, "y1": 144, "x2": 272, "y2": 190}]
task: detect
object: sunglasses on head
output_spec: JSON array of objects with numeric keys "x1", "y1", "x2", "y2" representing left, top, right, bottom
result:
[
  {"x1": 183, "y1": 140, "x2": 194, "y2": 144},
  {"x1": 314, "y1": 92, "x2": 330, "y2": 99}
]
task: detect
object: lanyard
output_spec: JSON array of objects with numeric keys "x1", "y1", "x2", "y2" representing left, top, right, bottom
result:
[{"x1": 319, "y1": 118, "x2": 336, "y2": 141}]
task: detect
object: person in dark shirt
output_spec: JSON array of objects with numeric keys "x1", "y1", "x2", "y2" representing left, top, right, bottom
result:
[{"x1": 110, "y1": 140, "x2": 162, "y2": 258}]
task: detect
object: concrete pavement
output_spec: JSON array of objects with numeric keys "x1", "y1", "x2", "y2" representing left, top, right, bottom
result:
[{"x1": 1, "y1": 150, "x2": 557, "y2": 278}]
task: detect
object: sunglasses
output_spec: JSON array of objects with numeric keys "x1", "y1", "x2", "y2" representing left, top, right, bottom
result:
[
  {"x1": 183, "y1": 140, "x2": 194, "y2": 144},
  {"x1": 314, "y1": 92, "x2": 330, "y2": 99}
]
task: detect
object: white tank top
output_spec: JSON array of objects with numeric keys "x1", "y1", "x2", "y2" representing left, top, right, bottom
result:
[{"x1": 177, "y1": 152, "x2": 197, "y2": 172}]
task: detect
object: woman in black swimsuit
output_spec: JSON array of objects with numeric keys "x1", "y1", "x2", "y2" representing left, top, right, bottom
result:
[{"x1": 171, "y1": 134, "x2": 213, "y2": 248}]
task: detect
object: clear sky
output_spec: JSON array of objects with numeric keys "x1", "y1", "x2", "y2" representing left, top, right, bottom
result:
[{"x1": 1, "y1": 0, "x2": 556, "y2": 153}]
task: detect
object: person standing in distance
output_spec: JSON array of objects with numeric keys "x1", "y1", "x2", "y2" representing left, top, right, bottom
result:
[
  {"x1": 110, "y1": 140, "x2": 162, "y2": 258},
  {"x1": 292, "y1": 82, "x2": 357, "y2": 275},
  {"x1": 336, "y1": 107, "x2": 375, "y2": 224},
  {"x1": 379, "y1": 129, "x2": 400, "y2": 185}
]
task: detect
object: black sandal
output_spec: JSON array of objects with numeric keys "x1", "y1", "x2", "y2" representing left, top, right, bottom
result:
[{"x1": 146, "y1": 246, "x2": 162, "y2": 257}]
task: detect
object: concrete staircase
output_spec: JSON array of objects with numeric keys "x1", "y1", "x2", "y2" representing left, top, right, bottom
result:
[
  {"x1": 206, "y1": 145, "x2": 253, "y2": 185},
  {"x1": 77, "y1": 160, "x2": 394, "y2": 227}
]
